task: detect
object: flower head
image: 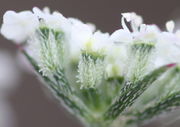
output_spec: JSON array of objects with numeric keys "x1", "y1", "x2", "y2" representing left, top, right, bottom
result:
[{"x1": 2, "y1": 7, "x2": 180, "y2": 127}]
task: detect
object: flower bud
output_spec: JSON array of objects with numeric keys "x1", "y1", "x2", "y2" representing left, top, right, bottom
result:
[{"x1": 77, "y1": 50, "x2": 105, "y2": 89}]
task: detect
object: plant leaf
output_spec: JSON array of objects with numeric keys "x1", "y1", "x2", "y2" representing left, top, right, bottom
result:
[
  {"x1": 104, "y1": 64, "x2": 176, "y2": 121},
  {"x1": 22, "y1": 50, "x2": 92, "y2": 121},
  {"x1": 128, "y1": 91, "x2": 180, "y2": 124}
]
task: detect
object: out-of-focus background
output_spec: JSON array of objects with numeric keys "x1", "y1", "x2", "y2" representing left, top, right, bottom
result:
[{"x1": 1, "y1": 0, "x2": 180, "y2": 127}]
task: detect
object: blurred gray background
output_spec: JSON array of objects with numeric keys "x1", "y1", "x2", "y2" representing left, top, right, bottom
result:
[{"x1": 1, "y1": 0, "x2": 180, "y2": 127}]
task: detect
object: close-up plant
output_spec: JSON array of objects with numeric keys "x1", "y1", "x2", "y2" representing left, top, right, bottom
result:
[{"x1": 1, "y1": 7, "x2": 180, "y2": 127}]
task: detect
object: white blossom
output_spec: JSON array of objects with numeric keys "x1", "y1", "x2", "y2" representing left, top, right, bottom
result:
[
  {"x1": 68, "y1": 17, "x2": 111, "y2": 59},
  {"x1": 121, "y1": 12, "x2": 143, "y2": 32},
  {"x1": 155, "y1": 32, "x2": 180, "y2": 67},
  {"x1": 1, "y1": 10, "x2": 39, "y2": 43},
  {"x1": 105, "y1": 44, "x2": 127, "y2": 77},
  {"x1": 108, "y1": 13, "x2": 160, "y2": 78},
  {"x1": 2, "y1": 8, "x2": 180, "y2": 127},
  {"x1": 84, "y1": 31, "x2": 110, "y2": 52},
  {"x1": 111, "y1": 12, "x2": 160, "y2": 45},
  {"x1": 67, "y1": 17, "x2": 94, "y2": 58},
  {"x1": 2, "y1": 8, "x2": 180, "y2": 82},
  {"x1": 32, "y1": 7, "x2": 70, "y2": 32}
]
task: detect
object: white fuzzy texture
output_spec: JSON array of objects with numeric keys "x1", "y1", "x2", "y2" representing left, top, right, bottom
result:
[{"x1": 77, "y1": 54, "x2": 105, "y2": 89}]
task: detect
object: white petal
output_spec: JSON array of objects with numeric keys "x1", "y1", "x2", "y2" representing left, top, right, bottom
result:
[
  {"x1": 91, "y1": 31, "x2": 110, "y2": 51},
  {"x1": 68, "y1": 18, "x2": 93, "y2": 56},
  {"x1": 166, "y1": 20, "x2": 175, "y2": 33},
  {"x1": 43, "y1": 7, "x2": 50, "y2": 14},
  {"x1": 32, "y1": 7, "x2": 44, "y2": 18},
  {"x1": 121, "y1": 12, "x2": 133, "y2": 22},
  {"x1": 121, "y1": 12, "x2": 143, "y2": 31},
  {"x1": 1, "y1": 10, "x2": 39, "y2": 43},
  {"x1": 110, "y1": 29, "x2": 133, "y2": 43},
  {"x1": 121, "y1": 17, "x2": 130, "y2": 32}
]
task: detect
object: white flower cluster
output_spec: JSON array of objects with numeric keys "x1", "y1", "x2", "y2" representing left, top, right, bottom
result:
[
  {"x1": 1, "y1": 7, "x2": 180, "y2": 85},
  {"x1": 2, "y1": 7, "x2": 180, "y2": 127}
]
